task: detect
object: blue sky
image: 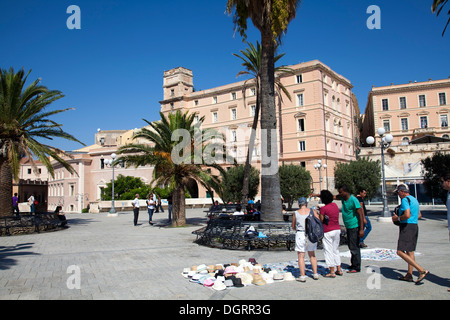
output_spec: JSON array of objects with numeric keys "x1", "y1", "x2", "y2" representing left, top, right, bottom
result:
[{"x1": 1, "y1": 0, "x2": 449, "y2": 152}]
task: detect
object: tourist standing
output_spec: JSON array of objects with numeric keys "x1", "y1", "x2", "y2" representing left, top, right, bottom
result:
[
  {"x1": 441, "y1": 173, "x2": 450, "y2": 242},
  {"x1": 357, "y1": 188, "x2": 371, "y2": 248},
  {"x1": 291, "y1": 197, "x2": 319, "y2": 282},
  {"x1": 146, "y1": 193, "x2": 155, "y2": 225},
  {"x1": 155, "y1": 194, "x2": 164, "y2": 213},
  {"x1": 392, "y1": 184, "x2": 429, "y2": 283},
  {"x1": 318, "y1": 190, "x2": 343, "y2": 277},
  {"x1": 132, "y1": 194, "x2": 140, "y2": 226},
  {"x1": 167, "y1": 192, "x2": 173, "y2": 223},
  {"x1": 440, "y1": 172, "x2": 450, "y2": 292},
  {"x1": 337, "y1": 185, "x2": 364, "y2": 273},
  {"x1": 12, "y1": 193, "x2": 20, "y2": 217},
  {"x1": 28, "y1": 194, "x2": 35, "y2": 214}
]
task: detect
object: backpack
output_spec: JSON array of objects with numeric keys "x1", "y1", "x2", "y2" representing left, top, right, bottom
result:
[{"x1": 305, "y1": 208, "x2": 324, "y2": 243}]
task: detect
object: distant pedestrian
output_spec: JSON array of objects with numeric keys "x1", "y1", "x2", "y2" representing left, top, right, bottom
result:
[
  {"x1": 357, "y1": 188, "x2": 371, "y2": 248},
  {"x1": 28, "y1": 194, "x2": 35, "y2": 214},
  {"x1": 392, "y1": 184, "x2": 429, "y2": 283},
  {"x1": 146, "y1": 193, "x2": 155, "y2": 225},
  {"x1": 12, "y1": 193, "x2": 20, "y2": 217},
  {"x1": 441, "y1": 172, "x2": 450, "y2": 242},
  {"x1": 132, "y1": 194, "x2": 140, "y2": 226},
  {"x1": 54, "y1": 205, "x2": 68, "y2": 228},
  {"x1": 336, "y1": 185, "x2": 364, "y2": 273},
  {"x1": 167, "y1": 193, "x2": 173, "y2": 223},
  {"x1": 440, "y1": 173, "x2": 450, "y2": 292},
  {"x1": 318, "y1": 190, "x2": 343, "y2": 278},
  {"x1": 155, "y1": 194, "x2": 164, "y2": 213},
  {"x1": 292, "y1": 197, "x2": 319, "y2": 282}
]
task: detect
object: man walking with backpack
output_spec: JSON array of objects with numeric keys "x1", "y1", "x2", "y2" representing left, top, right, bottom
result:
[{"x1": 392, "y1": 184, "x2": 429, "y2": 283}]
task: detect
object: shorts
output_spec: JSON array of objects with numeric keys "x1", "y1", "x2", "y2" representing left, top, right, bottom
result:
[
  {"x1": 295, "y1": 231, "x2": 317, "y2": 252},
  {"x1": 397, "y1": 223, "x2": 418, "y2": 252}
]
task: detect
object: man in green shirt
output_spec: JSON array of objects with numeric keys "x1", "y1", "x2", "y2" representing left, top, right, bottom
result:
[{"x1": 337, "y1": 185, "x2": 365, "y2": 273}]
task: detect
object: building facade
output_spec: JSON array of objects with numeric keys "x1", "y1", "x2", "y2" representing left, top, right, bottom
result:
[
  {"x1": 160, "y1": 60, "x2": 358, "y2": 196},
  {"x1": 361, "y1": 78, "x2": 450, "y2": 145},
  {"x1": 360, "y1": 78, "x2": 450, "y2": 203},
  {"x1": 42, "y1": 60, "x2": 358, "y2": 212}
]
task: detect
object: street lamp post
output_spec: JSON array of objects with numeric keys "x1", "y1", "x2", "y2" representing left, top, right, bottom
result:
[
  {"x1": 314, "y1": 160, "x2": 327, "y2": 194},
  {"x1": 366, "y1": 128, "x2": 394, "y2": 222},
  {"x1": 104, "y1": 153, "x2": 118, "y2": 216}
]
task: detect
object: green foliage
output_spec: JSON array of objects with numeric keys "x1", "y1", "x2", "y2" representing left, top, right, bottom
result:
[
  {"x1": 279, "y1": 164, "x2": 311, "y2": 209},
  {"x1": 334, "y1": 158, "x2": 381, "y2": 198},
  {"x1": 422, "y1": 152, "x2": 450, "y2": 201},
  {"x1": 222, "y1": 165, "x2": 260, "y2": 203},
  {"x1": 432, "y1": 0, "x2": 450, "y2": 36},
  {"x1": 226, "y1": 0, "x2": 301, "y2": 42},
  {"x1": 0, "y1": 67, "x2": 84, "y2": 180},
  {"x1": 101, "y1": 174, "x2": 149, "y2": 200}
]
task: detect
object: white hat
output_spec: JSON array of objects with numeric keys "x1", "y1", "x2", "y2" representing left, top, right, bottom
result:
[
  {"x1": 283, "y1": 272, "x2": 296, "y2": 281},
  {"x1": 212, "y1": 280, "x2": 227, "y2": 291},
  {"x1": 236, "y1": 272, "x2": 253, "y2": 286}
]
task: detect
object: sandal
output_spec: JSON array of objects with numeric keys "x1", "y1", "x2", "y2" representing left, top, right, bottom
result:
[
  {"x1": 336, "y1": 270, "x2": 343, "y2": 276},
  {"x1": 324, "y1": 273, "x2": 336, "y2": 278},
  {"x1": 415, "y1": 270, "x2": 429, "y2": 284},
  {"x1": 398, "y1": 273, "x2": 413, "y2": 282}
]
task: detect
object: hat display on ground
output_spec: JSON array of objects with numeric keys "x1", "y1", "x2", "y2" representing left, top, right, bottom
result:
[{"x1": 182, "y1": 258, "x2": 348, "y2": 289}]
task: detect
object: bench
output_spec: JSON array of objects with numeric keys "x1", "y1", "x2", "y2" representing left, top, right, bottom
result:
[
  {"x1": 0, "y1": 215, "x2": 37, "y2": 236},
  {"x1": 193, "y1": 219, "x2": 296, "y2": 251},
  {"x1": 34, "y1": 212, "x2": 65, "y2": 232},
  {"x1": 0, "y1": 212, "x2": 65, "y2": 236}
]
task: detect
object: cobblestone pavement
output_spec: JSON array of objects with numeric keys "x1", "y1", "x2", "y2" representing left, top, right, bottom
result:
[{"x1": 0, "y1": 206, "x2": 449, "y2": 301}]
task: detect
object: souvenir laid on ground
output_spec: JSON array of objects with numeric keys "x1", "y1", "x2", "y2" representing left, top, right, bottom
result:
[
  {"x1": 183, "y1": 257, "x2": 332, "y2": 289},
  {"x1": 339, "y1": 248, "x2": 421, "y2": 261}
]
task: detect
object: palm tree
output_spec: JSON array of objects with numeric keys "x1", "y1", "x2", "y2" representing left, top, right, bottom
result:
[
  {"x1": 226, "y1": 0, "x2": 301, "y2": 221},
  {"x1": 116, "y1": 110, "x2": 223, "y2": 227},
  {"x1": 432, "y1": 0, "x2": 450, "y2": 36},
  {"x1": 233, "y1": 41, "x2": 292, "y2": 206},
  {"x1": 0, "y1": 67, "x2": 84, "y2": 217}
]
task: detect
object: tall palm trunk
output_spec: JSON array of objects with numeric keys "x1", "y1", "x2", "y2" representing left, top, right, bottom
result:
[
  {"x1": 0, "y1": 157, "x2": 13, "y2": 217},
  {"x1": 260, "y1": 32, "x2": 282, "y2": 221},
  {"x1": 172, "y1": 183, "x2": 186, "y2": 227},
  {"x1": 240, "y1": 78, "x2": 260, "y2": 205}
]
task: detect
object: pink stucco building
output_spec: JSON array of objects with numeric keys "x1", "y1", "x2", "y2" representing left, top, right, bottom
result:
[
  {"x1": 362, "y1": 78, "x2": 450, "y2": 145},
  {"x1": 47, "y1": 60, "x2": 358, "y2": 212},
  {"x1": 159, "y1": 60, "x2": 358, "y2": 196}
]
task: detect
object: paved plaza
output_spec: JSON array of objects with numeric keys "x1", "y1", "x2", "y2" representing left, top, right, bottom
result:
[{"x1": 0, "y1": 205, "x2": 449, "y2": 301}]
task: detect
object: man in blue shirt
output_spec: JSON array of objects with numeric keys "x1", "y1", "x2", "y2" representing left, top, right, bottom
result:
[{"x1": 392, "y1": 184, "x2": 429, "y2": 283}]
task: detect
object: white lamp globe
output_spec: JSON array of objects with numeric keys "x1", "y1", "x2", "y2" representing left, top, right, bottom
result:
[
  {"x1": 323, "y1": 164, "x2": 327, "y2": 169},
  {"x1": 111, "y1": 153, "x2": 117, "y2": 160},
  {"x1": 377, "y1": 127, "x2": 386, "y2": 136},
  {"x1": 366, "y1": 136, "x2": 375, "y2": 145},
  {"x1": 385, "y1": 134, "x2": 394, "y2": 143}
]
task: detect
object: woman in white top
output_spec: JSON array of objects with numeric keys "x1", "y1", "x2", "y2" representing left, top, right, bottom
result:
[
  {"x1": 146, "y1": 193, "x2": 155, "y2": 225},
  {"x1": 291, "y1": 197, "x2": 319, "y2": 282}
]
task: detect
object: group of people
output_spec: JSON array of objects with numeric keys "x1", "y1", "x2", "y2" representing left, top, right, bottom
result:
[
  {"x1": 293, "y1": 178, "x2": 450, "y2": 285},
  {"x1": 12, "y1": 193, "x2": 39, "y2": 215},
  {"x1": 209, "y1": 199, "x2": 262, "y2": 221},
  {"x1": 131, "y1": 192, "x2": 173, "y2": 226}
]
